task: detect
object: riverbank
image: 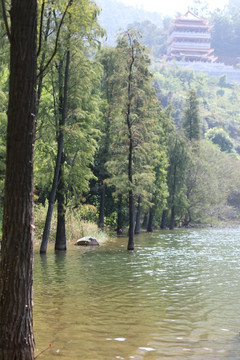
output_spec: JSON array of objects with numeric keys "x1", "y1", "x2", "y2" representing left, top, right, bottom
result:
[{"x1": 34, "y1": 204, "x2": 110, "y2": 247}]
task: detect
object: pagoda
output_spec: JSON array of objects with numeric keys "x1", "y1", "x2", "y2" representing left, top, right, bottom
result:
[{"x1": 167, "y1": 10, "x2": 217, "y2": 63}]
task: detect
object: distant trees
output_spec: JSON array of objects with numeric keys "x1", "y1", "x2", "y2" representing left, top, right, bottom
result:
[{"x1": 206, "y1": 128, "x2": 234, "y2": 152}]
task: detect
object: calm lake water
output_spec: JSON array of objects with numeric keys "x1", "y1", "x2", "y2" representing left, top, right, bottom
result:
[{"x1": 34, "y1": 228, "x2": 240, "y2": 359}]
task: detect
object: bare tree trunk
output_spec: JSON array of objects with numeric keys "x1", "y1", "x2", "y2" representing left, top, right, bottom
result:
[
  {"x1": 160, "y1": 210, "x2": 167, "y2": 229},
  {"x1": 0, "y1": 0, "x2": 37, "y2": 358},
  {"x1": 134, "y1": 195, "x2": 141, "y2": 234},
  {"x1": 169, "y1": 206, "x2": 175, "y2": 230},
  {"x1": 142, "y1": 212, "x2": 148, "y2": 229},
  {"x1": 128, "y1": 189, "x2": 135, "y2": 249},
  {"x1": 117, "y1": 194, "x2": 123, "y2": 235},
  {"x1": 55, "y1": 157, "x2": 66, "y2": 251},
  {"x1": 99, "y1": 181, "x2": 106, "y2": 230},
  {"x1": 147, "y1": 207, "x2": 154, "y2": 232}
]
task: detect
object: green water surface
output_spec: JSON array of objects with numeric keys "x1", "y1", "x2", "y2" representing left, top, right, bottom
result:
[{"x1": 34, "y1": 228, "x2": 240, "y2": 359}]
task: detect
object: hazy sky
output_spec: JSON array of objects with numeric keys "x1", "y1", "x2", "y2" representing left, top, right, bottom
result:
[{"x1": 117, "y1": 0, "x2": 228, "y2": 16}]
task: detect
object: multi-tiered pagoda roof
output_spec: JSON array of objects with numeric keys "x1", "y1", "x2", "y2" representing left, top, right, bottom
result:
[{"x1": 167, "y1": 10, "x2": 217, "y2": 63}]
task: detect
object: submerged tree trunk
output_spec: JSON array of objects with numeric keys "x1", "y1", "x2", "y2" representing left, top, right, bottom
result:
[
  {"x1": 127, "y1": 111, "x2": 134, "y2": 249},
  {"x1": 147, "y1": 207, "x2": 154, "y2": 232},
  {"x1": 0, "y1": 0, "x2": 37, "y2": 358},
  {"x1": 99, "y1": 181, "x2": 106, "y2": 230},
  {"x1": 126, "y1": 45, "x2": 135, "y2": 251},
  {"x1": 55, "y1": 159, "x2": 66, "y2": 251},
  {"x1": 142, "y1": 213, "x2": 148, "y2": 229},
  {"x1": 160, "y1": 210, "x2": 168, "y2": 229},
  {"x1": 134, "y1": 195, "x2": 142, "y2": 234},
  {"x1": 169, "y1": 206, "x2": 175, "y2": 230},
  {"x1": 40, "y1": 49, "x2": 70, "y2": 253},
  {"x1": 128, "y1": 189, "x2": 135, "y2": 249}
]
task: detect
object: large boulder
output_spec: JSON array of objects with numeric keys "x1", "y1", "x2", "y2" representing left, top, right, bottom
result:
[{"x1": 75, "y1": 236, "x2": 99, "y2": 246}]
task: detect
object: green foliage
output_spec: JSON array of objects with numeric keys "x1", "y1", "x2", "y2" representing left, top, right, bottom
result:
[
  {"x1": 105, "y1": 30, "x2": 164, "y2": 207},
  {"x1": 166, "y1": 131, "x2": 189, "y2": 222},
  {"x1": 211, "y1": 6, "x2": 240, "y2": 59},
  {"x1": 206, "y1": 128, "x2": 234, "y2": 152},
  {"x1": 35, "y1": 0, "x2": 104, "y2": 208},
  {"x1": 153, "y1": 63, "x2": 240, "y2": 152},
  {"x1": 183, "y1": 89, "x2": 201, "y2": 141},
  {"x1": 128, "y1": 20, "x2": 168, "y2": 57}
]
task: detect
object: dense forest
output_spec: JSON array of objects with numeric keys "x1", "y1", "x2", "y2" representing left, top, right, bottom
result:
[{"x1": 1, "y1": 0, "x2": 240, "y2": 252}]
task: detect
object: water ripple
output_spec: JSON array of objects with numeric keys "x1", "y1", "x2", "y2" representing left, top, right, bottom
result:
[{"x1": 34, "y1": 228, "x2": 240, "y2": 359}]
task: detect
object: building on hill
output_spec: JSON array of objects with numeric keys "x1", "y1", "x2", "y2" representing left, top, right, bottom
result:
[
  {"x1": 166, "y1": 10, "x2": 217, "y2": 63},
  {"x1": 161, "y1": 10, "x2": 240, "y2": 82}
]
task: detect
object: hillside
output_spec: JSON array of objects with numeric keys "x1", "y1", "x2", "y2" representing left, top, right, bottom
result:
[{"x1": 95, "y1": 0, "x2": 165, "y2": 45}]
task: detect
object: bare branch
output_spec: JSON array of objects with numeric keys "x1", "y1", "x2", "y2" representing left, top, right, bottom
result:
[
  {"x1": 37, "y1": 1, "x2": 46, "y2": 57},
  {"x1": 1, "y1": 0, "x2": 11, "y2": 42},
  {"x1": 37, "y1": 0, "x2": 72, "y2": 78}
]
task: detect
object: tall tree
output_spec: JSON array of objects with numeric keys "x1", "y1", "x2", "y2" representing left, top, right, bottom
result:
[
  {"x1": 0, "y1": 0, "x2": 37, "y2": 358},
  {"x1": 182, "y1": 89, "x2": 201, "y2": 141},
  {"x1": 106, "y1": 30, "x2": 159, "y2": 249}
]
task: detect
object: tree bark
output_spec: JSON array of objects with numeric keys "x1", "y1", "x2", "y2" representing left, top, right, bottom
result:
[
  {"x1": 169, "y1": 206, "x2": 175, "y2": 230},
  {"x1": 160, "y1": 209, "x2": 167, "y2": 229},
  {"x1": 147, "y1": 207, "x2": 154, "y2": 232},
  {"x1": 142, "y1": 212, "x2": 148, "y2": 229},
  {"x1": 0, "y1": 0, "x2": 37, "y2": 358},
  {"x1": 128, "y1": 189, "x2": 135, "y2": 249},
  {"x1": 134, "y1": 195, "x2": 141, "y2": 234},
  {"x1": 98, "y1": 181, "x2": 106, "y2": 230},
  {"x1": 55, "y1": 157, "x2": 66, "y2": 251},
  {"x1": 117, "y1": 194, "x2": 123, "y2": 235}
]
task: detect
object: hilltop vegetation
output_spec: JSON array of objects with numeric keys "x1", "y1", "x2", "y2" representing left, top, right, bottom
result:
[{"x1": 152, "y1": 64, "x2": 240, "y2": 152}]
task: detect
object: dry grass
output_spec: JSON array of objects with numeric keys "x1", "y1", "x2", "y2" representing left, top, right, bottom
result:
[{"x1": 34, "y1": 204, "x2": 109, "y2": 245}]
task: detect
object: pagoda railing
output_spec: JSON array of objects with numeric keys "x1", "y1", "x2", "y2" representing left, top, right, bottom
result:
[{"x1": 168, "y1": 31, "x2": 210, "y2": 43}]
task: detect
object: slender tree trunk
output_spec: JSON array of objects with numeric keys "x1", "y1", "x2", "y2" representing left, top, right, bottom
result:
[
  {"x1": 55, "y1": 157, "x2": 66, "y2": 251},
  {"x1": 117, "y1": 194, "x2": 123, "y2": 235},
  {"x1": 40, "y1": 49, "x2": 70, "y2": 253},
  {"x1": 98, "y1": 181, "x2": 106, "y2": 230},
  {"x1": 36, "y1": 7, "x2": 52, "y2": 113},
  {"x1": 134, "y1": 195, "x2": 142, "y2": 234},
  {"x1": 169, "y1": 164, "x2": 177, "y2": 230},
  {"x1": 142, "y1": 212, "x2": 148, "y2": 229},
  {"x1": 40, "y1": 130, "x2": 63, "y2": 253},
  {"x1": 128, "y1": 189, "x2": 135, "y2": 249},
  {"x1": 0, "y1": 0, "x2": 37, "y2": 358},
  {"x1": 147, "y1": 207, "x2": 154, "y2": 232},
  {"x1": 169, "y1": 206, "x2": 175, "y2": 230},
  {"x1": 160, "y1": 210, "x2": 167, "y2": 229},
  {"x1": 126, "y1": 47, "x2": 135, "y2": 251},
  {"x1": 127, "y1": 118, "x2": 134, "y2": 249}
]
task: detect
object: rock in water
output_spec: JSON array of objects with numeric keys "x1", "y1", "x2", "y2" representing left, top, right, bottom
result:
[{"x1": 75, "y1": 236, "x2": 99, "y2": 246}]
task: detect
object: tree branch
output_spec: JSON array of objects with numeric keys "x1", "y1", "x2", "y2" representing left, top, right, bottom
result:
[
  {"x1": 37, "y1": 0, "x2": 46, "y2": 57},
  {"x1": 37, "y1": 0, "x2": 72, "y2": 78},
  {"x1": 1, "y1": 0, "x2": 11, "y2": 42}
]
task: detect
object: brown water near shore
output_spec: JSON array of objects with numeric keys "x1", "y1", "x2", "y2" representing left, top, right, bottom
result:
[{"x1": 34, "y1": 228, "x2": 240, "y2": 359}]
